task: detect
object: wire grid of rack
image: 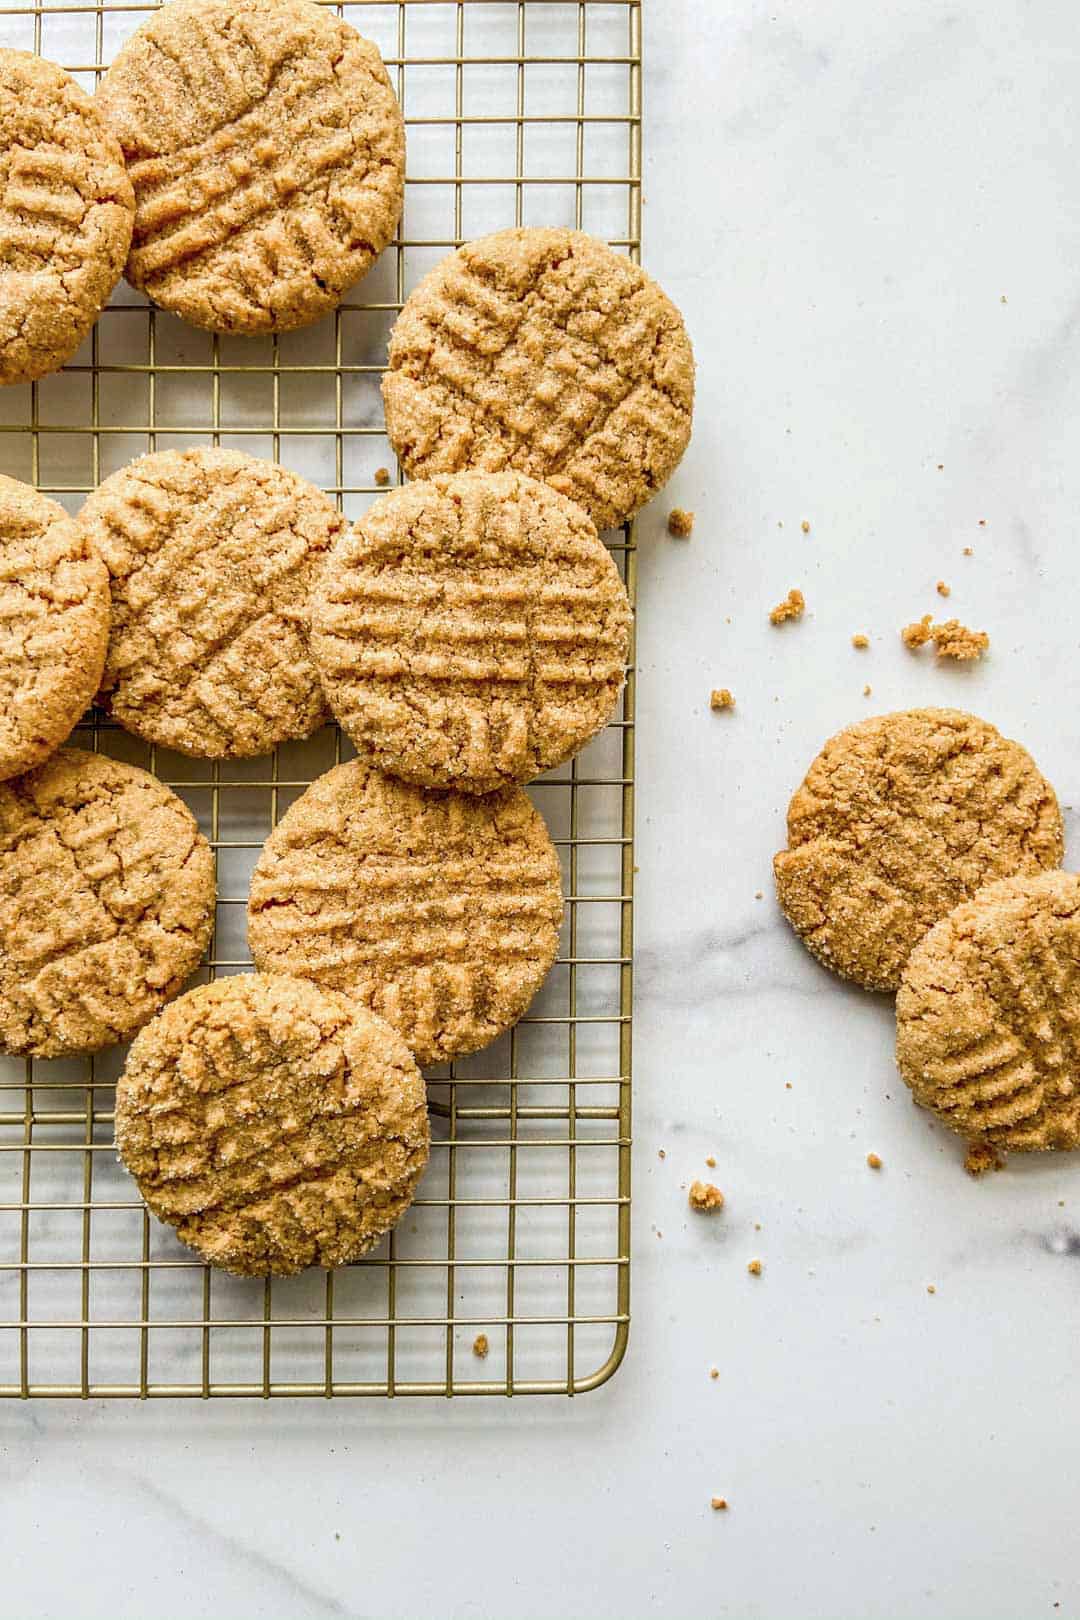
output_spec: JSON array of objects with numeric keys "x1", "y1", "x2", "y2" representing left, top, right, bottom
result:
[{"x1": 0, "y1": 0, "x2": 638, "y2": 1396}]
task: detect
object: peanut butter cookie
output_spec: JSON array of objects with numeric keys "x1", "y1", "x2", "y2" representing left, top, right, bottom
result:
[
  {"x1": 0, "y1": 749, "x2": 215, "y2": 1057},
  {"x1": 79, "y1": 447, "x2": 344, "y2": 758},
  {"x1": 0, "y1": 475, "x2": 109, "y2": 782},
  {"x1": 897, "y1": 870, "x2": 1080, "y2": 1152},
  {"x1": 382, "y1": 227, "x2": 695, "y2": 532},
  {"x1": 97, "y1": 0, "x2": 404, "y2": 334},
  {"x1": 774, "y1": 708, "x2": 1063, "y2": 991},
  {"x1": 311, "y1": 470, "x2": 632, "y2": 794},
  {"x1": 0, "y1": 50, "x2": 133, "y2": 385},
  {"x1": 247, "y1": 760, "x2": 564, "y2": 1065},
  {"x1": 115, "y1": 972, "x2": 429, "y2": 1276}
]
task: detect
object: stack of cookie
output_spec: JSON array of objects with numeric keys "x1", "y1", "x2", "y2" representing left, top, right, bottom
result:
[
  {"x1": 774, "y1": 708, "x2": 1080, "y2": 1161},
  {"x1": 0, "y1": 0, "x2": 696, "y2": 1275}
]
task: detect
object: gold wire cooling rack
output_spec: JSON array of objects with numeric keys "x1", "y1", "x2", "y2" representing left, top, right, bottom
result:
[{"x1": 0, "y1": 0, "x2": 638, "y2": 1396}]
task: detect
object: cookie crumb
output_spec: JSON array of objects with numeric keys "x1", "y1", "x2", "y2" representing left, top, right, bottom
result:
[
  {"x1": 866, "y1": 1152, "x2": 882, "y2": 1170},
  {"x1": 658, "y1": 1148, "x2": 666, "y2": 1160},
  {"x1": 936, "y1": 580, "x2": 950, "y2": 597},
  {"x1": 754, "y1": 889, "x2": 763, "y2": 900},
  {"x1": 862, "y1": 684, "x2": 872, "y2": 697},
  {"x1": 688, "y1": 1180, "x2": 724, "y2": 1213},
  {"x1": 800, "y1": 519, "x2": 811, "y2": 534},
  {"x1": 710, "y1": 687, "x2": 735, "y2": 710},
  {"x1": 978, "y1": 519, "x2": 986, "y2": 526},
  {"x1": 769, "y1": 588, "x2": 805, "y2": 625},
  {"x1": 747, "y1": 1259, "x2": 762, "y2": 1276},
  {"x1": 472, "y1": 1333, "x2": 489, "y2": 1358},
  {"x1": 901, "y1": 615, "x2": 988, "y2": 660},
  {"x1": 374, "y1": 467, "x2": 391, "y2": 486},
  {"x1": 667, "y1": 507, "x2": 694, "y2": 537},
  {"x1": 705, "y1": 1155, "x2": 716, "y2": 1168},
  {"x1": 709, "y1": 1367, "x2": 719, "y2": 1380},
  {"x1": 784, "y1": 1081, "x2": 792, "y2": 1090},
  {"x1": 964, "y1": 1141, "x2": 1004, "y2": 1177},
  {"x1": 851, "y1": 633, "x2": 869, "y2": 649},
  {"x1": 963, "y1": 546, "x2": 974, "y2": 556},
  {"x1": 926, "y1": 1285, "x2": 936, "y2": 1295},
  {"x1": 710, "y1": 1497, "x2": 728, "y2": 1511}
]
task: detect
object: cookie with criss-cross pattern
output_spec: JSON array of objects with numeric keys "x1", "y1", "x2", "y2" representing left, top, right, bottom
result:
[
  {"x1": 115, "y1": 972, "x2": 430, "y2": 1276},
  {"x1": 0, "y1": 50, "x2": 133, "y2": 385},
  {"x1": 311, "y1": 470, "x2": 632, "y2": 794},
  {"x1": 0, "y1": 474, "x2": 109, "y2": 783},
  {"x1": 382, "y1": 227, "x2": 695, "y2": 532},
  {"x1": 0, "y1": 749, "x2": 215, "y2": 1058},
  {"x1": 897, "y1": 870, "x2": 1080, "y2": 1153},
  {"x1": 774, "y1": 708, "x2": 1063, "y2": 991},
  {"x1": 96, "y1": 0, "x2": 404, "y2": 333},
  {"x1": 79, "y1": 446, "x2": 344, "y2": 758},
  {"x1": 247, "y1": 759, "x2": 564, "y2": 1065}
]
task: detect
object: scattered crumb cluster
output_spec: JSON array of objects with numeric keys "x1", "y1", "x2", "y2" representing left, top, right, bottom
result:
[
  {"x1": 472, "y1": 1333, "x2": 489, "y2": 1359},
  {"x1": 710, "y1": 688, "x2": 735, "y2": 711},
  {"x1": 901, "y1": 615, "x2": 989, "y2": 661},
  {"x1": 667, "y1": 507, "x2": 695, "y2": 537},
  {"x1": 936, "y1": 580, "x2": 950, "y2": 598},
  {"x1": 964, "y1": 1142, "x2": 1004, "y2": 1177},
  {"x1": 688, "y1": 1180, "x2": 724, "y2": 1213},
  {"x1": 769, "y1": 588, "x2": 805, "y2": 625}
]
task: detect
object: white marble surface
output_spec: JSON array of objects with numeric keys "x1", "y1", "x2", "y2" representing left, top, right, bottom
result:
[{"x1": 6, "y1": 1, "x2": 1080, "y2": 1616}]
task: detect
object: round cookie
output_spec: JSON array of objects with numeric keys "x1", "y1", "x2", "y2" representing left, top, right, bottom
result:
[
  {"x1": 96, "y1": 0, "x2": 404, "y2": 334},
  {"x1": 382, "y1": 227, "x2": 695, "y2": 533},
  {"x1": 0, "y1": 50, "x2": 133, "y2": 385},
  {"x1": 247, "y1": 760, "x2": 564, "y2": 1065},
  {"x1": 115, "y1": 973, "x2": 430, "y2": 1276},
  {"x1": 897, "y1": 870, "x2": 1080, "y2": 1152},
  {"x1": 79, "y1": 447, "x2": 345, "y2": 758},
  {"x1": 0, "y1": 475, "x2": 109, "y2": 782},
  {"x1": 773, "y1": 708, "x2": 1064, "y2": 992},
  {"x1": 311, "y1": 470, "x2": 633, "y2": 795},
  {"x1": 0, "y1": 749, "x2": 216, "y2": 1058}
]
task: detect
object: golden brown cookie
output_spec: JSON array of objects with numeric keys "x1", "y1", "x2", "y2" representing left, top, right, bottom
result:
[
  {"x1": 310, "y1": 470, "x2": 633, "y2": 795},
  {"x1": 382, "y1": 228, "x2": 695, "y2": 532},
  {"x1": 97, "y1": 0, "x2": 404, "y2": 334},
  {"x1": 79, "y1": 447, "x2": 344, "y2": 758},
  {"x1": 897, "y1": 870, "x2": 1080, "y2": 1152},
  {"x1": 0, "y1": 50, "x2": 133, "y2": 385},
  {"x1": 115, "y1": 972, "x2": 429, "y2": 1276},
  {"x1": 0, "y1": 475, "x2": 109, "y2": 782},
  {"x1": 0, "y1": 749, "x2": 215, "y2": 1058},
  {"x1": 247, "y1": 760, "x2": 564, "y2": 1065},
  {"x1": 773, "y1": 708, "x2": 1063, "y2": 991}
]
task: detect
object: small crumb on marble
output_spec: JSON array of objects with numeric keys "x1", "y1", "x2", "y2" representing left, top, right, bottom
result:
[
  {"x1": 901, "y1": 614, "x2": 989, "y2": 660},
  {"x1": 754, "y1": 889, "x2": 763, "y2": 900},
  {"x1": 851, "y1": 633, "x2": 869, "y2": 649},
  {"x1": 801, "y1": 519, "x2": 811, "y2": 534},
  {"x1": 747, "y1": 1259, "x2": 762, "y2": 1276},
  {"x1": 753, "y1": 1222, "x2": 761, "y2": 1232},
  {"x1": 785, "y1": 1082, "x2": 792, "y2": 1090},
  {"x1": 936, "y1": 580, "x2": 950, "y2": 597},
  {"x1": 866, "y1": 1152, "x2": 883, "y2": 1170},
  {"x1": 710, "y1": 687, "x2": 735, "y2": 711},
  {"x1": 710, "y1": 1497, "x2": 729, "y2": 1511},
  {"x1": 863, "y1": 684, "x2": 872, "y2": 697},
  {"x1": 667, "y1": 507, "x2": 694, "y2": 537},
  {"x1": 769, "y1": 587, "x2": 805, "y2": 625},
  {"x1": 658, "y1": 1148, "x2": 666, "y2": 1160},
  {"x1": 978, "y1": 518, "x2": 987, "y2": 526},
  {"x1": 709, "y1": 1367, "x2": 719, "y2": 1380},
  {"x1": 472, "y1": 1333, "x2": 489, "y2": 1358},
  {"x1": 689, "y1": 1180, "x2": 724, "y2": 1213},
  {"x1": 964, "y1": 1141, "x2": 1004, "y2": 1177},
  {"x1": 926, "y1": 1285, "x2": 936, "y2": 1295},
  {"x1": 963, "y1": 546, "x2": 974, "y2": 556},
  {"x1": 706, "y1": 1155, "x2": 716, "y2": 1168},
  {"x1": 374, "y1": 466, "x2": 391, "y2": 486}
]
